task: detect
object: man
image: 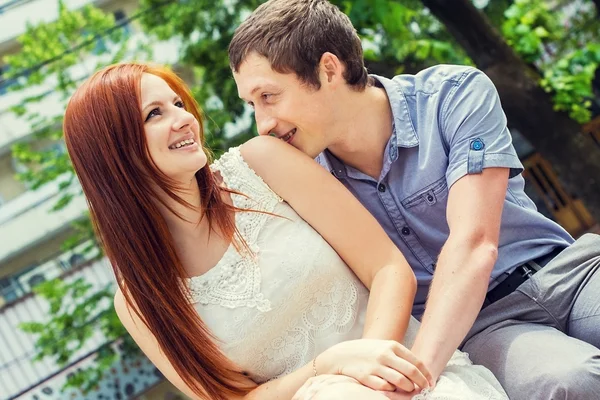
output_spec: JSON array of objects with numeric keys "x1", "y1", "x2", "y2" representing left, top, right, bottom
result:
[{"x1": 229, "y1": 0, "x2": 600, "y2": 398}]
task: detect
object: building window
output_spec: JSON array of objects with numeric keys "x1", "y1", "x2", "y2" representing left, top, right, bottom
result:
[
  {"x1": 0, "y1": 277, "x2": 24, "y2": 303},
  {"x1": 26, "y1": 274, "x2": 46, "y2": 288}
]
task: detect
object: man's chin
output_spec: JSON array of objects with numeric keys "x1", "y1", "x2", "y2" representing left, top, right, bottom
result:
[{"x1": 285, "y1": 139, "x2": 325, "y2": 159}]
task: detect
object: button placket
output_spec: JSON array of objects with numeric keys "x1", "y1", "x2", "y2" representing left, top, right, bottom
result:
[{"x1": 377, "y1": 184, "x2": 436, "y2": 273}]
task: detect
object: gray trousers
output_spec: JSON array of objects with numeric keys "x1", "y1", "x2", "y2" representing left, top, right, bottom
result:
[{"x1": 461, "y1": 234, "x2": 600, "y2": 400}]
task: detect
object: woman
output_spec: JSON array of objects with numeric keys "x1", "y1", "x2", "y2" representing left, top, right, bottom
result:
[{"x1": 63, "y1": 62, "x2": 507, "y2": 400}]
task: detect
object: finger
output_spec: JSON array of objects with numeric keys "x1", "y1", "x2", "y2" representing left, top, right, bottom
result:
[
  {"x1": 391, "y1": 345, "x2": 433, "y2": 385},
  {"x1": 292, "y1": 376, "x2": 330, "y2": 400},
  {"x1": 384, "y1": 354, "x2": 430, "y2": 390},
  {"x1": 380, "y1": 390, "x2": 417, "y2": 400},
  {"x1": 359, "y1": 375, "x2": 396, "y2": 392},
  {"x1": 377, "y1": 367, "x2": 416, "y2": 393}
]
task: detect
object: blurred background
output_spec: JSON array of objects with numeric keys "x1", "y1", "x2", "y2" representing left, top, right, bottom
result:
[{"x1": 0, "y1": 0, "x2": 599, "y2": 399}]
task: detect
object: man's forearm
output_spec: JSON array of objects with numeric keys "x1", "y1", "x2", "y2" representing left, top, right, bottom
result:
[
  {"x1": 362, "y1": 263, "x2": 417, "y2": 342},
  {"x1": 410, "y1": 238, "x2": 497, "y2": 380}
]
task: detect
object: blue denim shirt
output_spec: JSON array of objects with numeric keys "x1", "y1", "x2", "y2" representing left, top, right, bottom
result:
[{"x1": 316, "y1": 65, "x2": 574, "y2": 316}]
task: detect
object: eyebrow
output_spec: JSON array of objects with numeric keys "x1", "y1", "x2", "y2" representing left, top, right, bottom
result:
[
  {"x1": 142, "y1": 95, "x2": 181, "y2": 112},
  {"x1": 250, "y1": 86, "x2": 263, "y2": 96},
  {"x1": 240, "y1": 85, "x2": 276, "y2": 102}
]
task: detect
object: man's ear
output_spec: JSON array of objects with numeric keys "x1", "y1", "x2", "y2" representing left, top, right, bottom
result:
[{"x1": 319, "y1": 52, "x2": 344, "y2": 85}]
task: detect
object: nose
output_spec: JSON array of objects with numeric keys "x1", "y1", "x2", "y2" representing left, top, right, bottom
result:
[
  {"x1": 172, "y1": 106, "x2": 195, "y2": 131},
  {"x1": 254, "y1": 107, "x2": 277, "y2": 136}
]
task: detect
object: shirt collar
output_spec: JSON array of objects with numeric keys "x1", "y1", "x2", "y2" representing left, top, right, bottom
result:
[
  {"x1": 316, "y1": 150, "x2": 347, "y2": 178},
  {"x1": 370, "y1": 74, "x2": 419, "y2": 149}
]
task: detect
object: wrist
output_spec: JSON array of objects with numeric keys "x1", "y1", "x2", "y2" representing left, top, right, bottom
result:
[
  {"x1": 411, "y1": 344, "x2": 443, "y2": 385},
  {"x1": 317, "y1": 346, "x2": 339, "y2": 375}
]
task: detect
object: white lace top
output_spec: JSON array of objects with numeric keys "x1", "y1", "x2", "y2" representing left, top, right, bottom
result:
[
  {"x1": 189, "y1": 148, "x2": 378, "y2": 382},
  {"x1": 187, "y1": 147, "x2": 374, "y2": 383},
  {"x1": 185, "y1": 148, "x2": 508, "y2": 400}
]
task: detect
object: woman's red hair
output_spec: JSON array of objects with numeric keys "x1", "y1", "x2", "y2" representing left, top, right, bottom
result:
[{"x1": 63, "y1": 63, "x2": 251, "y2": 399}]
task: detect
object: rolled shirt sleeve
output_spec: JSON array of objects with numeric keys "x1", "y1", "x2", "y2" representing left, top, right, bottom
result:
[{"x1": 442, "y1": 68, "x2": 523, "y2": 189}]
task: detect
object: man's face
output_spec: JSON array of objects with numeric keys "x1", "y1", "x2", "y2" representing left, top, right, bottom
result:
[{"x1": 233, "y1": 53, "x2": 337, "y2": 158}]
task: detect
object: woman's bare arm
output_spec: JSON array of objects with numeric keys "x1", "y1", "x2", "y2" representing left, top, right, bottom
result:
[
  {"x1": 115, "y1": 288, "x2": 326, "y2": 400},
  {"x1": 241, "y1": 136, "x2": 431, "y2": 390},
  {"x1": 116, "y1": 288, "x2": 428, "y2": 399}
]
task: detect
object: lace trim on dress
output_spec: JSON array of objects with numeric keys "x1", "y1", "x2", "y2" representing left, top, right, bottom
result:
[{"x1": 185, "y1": 147, "x2": 282, "y2": 311}]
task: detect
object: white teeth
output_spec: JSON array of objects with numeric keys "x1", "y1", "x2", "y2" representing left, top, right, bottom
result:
[
  {"x1": 281, "y1": 129, "x2": 296, "y2": 141},
  {"x1": 169, "y1": 138, "x2": 195, "y2": 150}
]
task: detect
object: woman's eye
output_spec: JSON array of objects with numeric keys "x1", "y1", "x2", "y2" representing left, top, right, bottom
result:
[
  {"x1": 145, "y1": 107, "x2": 161, "y2": 122},
  {"x1": 175, "y1": 100, "x2": 185, "y2": 108}
]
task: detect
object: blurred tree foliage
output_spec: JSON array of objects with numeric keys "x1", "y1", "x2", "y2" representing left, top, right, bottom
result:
[{"x1": 19, "y1": 277, "x2": 140, "y2": 394}]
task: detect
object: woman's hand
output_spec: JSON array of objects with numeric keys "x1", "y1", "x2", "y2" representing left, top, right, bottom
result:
[
  {"x1": 293, "y1": 375, "x2": 390, "y2": 400},
  {"x1": 292, "y1": 374, "x2": 424, "y2": 400},
  {"x1": 319, "y1": 339, "x2": 432, "y2": 393}
]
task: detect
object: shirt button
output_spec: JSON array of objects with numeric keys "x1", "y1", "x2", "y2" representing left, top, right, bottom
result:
[
  {"x1": 471, "y1": 138, "x2": 484, "y2": 151},
  {"x1": 402, "y1": 227, "x2": 411, "y2": 235},
  {"x1": 378, "y1": 183, "x2": 386, "y2": 192}
]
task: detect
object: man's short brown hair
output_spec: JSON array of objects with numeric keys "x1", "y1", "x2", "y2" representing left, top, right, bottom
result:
[{"x1": 229, "y1": 0, "x2": 368, "y2": 90}]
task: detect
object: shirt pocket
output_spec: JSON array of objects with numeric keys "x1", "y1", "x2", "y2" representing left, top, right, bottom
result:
[
  {"x1": 401, "y1": 176, "x2": 448, "y2": 210},
  {"x1": 400, "y1": 176, "x2": 450, "y2": 260}
]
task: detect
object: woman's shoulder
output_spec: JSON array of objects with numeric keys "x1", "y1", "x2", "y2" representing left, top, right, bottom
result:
[
  {"x1": 211, "y1": 138, "x2": 284, "y2": 202},
  {"x1": 212, "y1": 136, "x2": 286, "y2": 171},
  {"x1": 238, "y1": 135, "x2": 294, "y2": 174}
]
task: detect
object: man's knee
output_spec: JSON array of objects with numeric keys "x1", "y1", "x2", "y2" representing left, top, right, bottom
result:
[{"x1": 536, "y1": 359, "x2": 600, "y2": 400}]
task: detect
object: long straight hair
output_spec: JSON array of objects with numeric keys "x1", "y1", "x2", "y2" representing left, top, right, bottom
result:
[{"x1": 63, "y1": 63, "x2": 253, "y2": 399}]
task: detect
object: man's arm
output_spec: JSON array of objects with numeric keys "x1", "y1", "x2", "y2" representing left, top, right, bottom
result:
[{"x1": 410, "y1": 166, "x2": 509, "y2": 381}]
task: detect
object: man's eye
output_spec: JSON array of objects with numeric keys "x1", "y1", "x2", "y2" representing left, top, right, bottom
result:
[
  {"x1": 261, "y1": 93, "x2": 272, "y2": 101},
  {"x1": 145, "y1": 108, "x2": 160, "y2": 122}
]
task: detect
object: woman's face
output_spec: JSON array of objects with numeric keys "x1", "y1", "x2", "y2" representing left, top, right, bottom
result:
[{"x1": 140, "y1": 73, "x2": 207, "y2": 182}]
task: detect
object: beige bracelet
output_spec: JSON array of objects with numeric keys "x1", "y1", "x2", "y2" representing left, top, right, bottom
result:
[{"x1": 312, "y1": 356, "x2": 318, "y2": 376}]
